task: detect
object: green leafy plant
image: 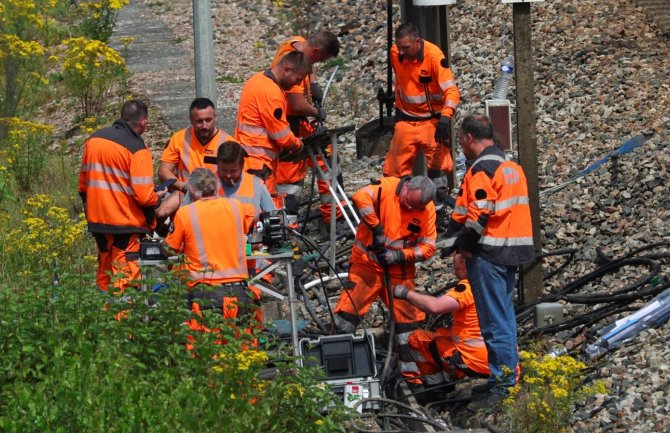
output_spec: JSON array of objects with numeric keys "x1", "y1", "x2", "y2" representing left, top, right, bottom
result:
[
  {"x1": 60, "y1": 36, "x2": 127, "y2": 116},
  {"x1": 77, "y1": 0, "x2": 130, "y2": 43},
  {"x1": 503, "y1": 350, "x2": 607, "y2": 433},
  {"x1": 0, "y1": 117, "x2": 54, "y2": 194}
]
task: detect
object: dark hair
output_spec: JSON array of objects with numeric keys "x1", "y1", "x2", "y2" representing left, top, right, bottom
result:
[
  {"x1": 120, "y1": 99, "x2": 148, "y2": 125},
  {"x1": 217, "y1": 140, "x2": 247, "y2": 165},
  {"x1": 461, "y1": 114, "x2": 494, "y2": 140},
  {"x1": 395, "y1": 22, "x2": 420, "y2": 40},
  {"x1": 189, "y1": 97, "x2": 215, "y2": 113},
  {"x1": 278, "y1": 50, "x2": 312, "y2": 75},
  {"x1": 308, "y1": 31, "x2": 340, "y2": 57}
]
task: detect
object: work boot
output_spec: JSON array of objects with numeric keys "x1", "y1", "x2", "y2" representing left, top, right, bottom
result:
[
  {"x1": 470, "y1": 380, "x2": 495, "y2": 395},
  {"x1": 467, "y1": 391, "x2": 505, "y2": 411}
]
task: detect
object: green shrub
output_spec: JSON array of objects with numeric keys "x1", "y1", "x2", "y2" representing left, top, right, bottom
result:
[
  {"x1": 0, "y1": 271, "x2": 349, "y2": 433},
  {"x1": 60, "y1": 36, "x2": 127, "y2": 116},
  {"x1": 503, "y1": 350, "x2": 607, "y2": 433},
  {"x1": 77, "y1": 0, "x2": 130, "y2": 43},
  {"x1": 0, "y1": 117, "x2": 54, "y2": 194}
]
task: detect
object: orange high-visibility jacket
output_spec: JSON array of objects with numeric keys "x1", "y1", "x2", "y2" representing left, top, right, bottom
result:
[
  {"x1": 444, "y1": 146, "x2": 535, "y2": 266},
  {"x1": 390, "y1": 39, "x2": 460, "y2": 120},
  {"x1": 446, "y1": 279, "x2": 487, "y2": 361},
  {"x1": 272, "y1": 36, "x2": 312, "y2": 114},
  {"x1": 165, "y1": 197, "x2": 254, "y2": 288},
  {"x1": 78, "y1": 120, "x2": 159, "y2": 234},
  {"x1": 160, "y1": 127, "x2": 234, "y2": 181},
  {"x1": 351, "y1": 177, "x2": 437, "y2": 276},
  {"x1": 235, "y1": 70, "x2": 302, "y2": 172}
]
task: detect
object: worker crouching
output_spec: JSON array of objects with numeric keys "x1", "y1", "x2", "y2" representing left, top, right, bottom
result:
[{"x1": 164, "y1": 168, "x2": 260, "y2": 348}]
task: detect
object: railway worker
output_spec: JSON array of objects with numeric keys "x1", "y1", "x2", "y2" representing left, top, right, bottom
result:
[
  {"x1": 383, "y1": 22, "x2": 460, "y2": 204},
  {"x1": 395, "y1": 253, "x2": 489, "y2": 403},
  {"x1": 333, "y1": 175, "x2": 437, "y2": 381},
  {"x1": 235, "y1": 50, "x2": 310, "y2": 205},
  {"x1": 164, "y1": 168, "x2": 261, "y2": 342},
  {"x1": 155, "y1": 98, "x2": 234, "y2": 222},
  {"x1": 158, "y1": 97, "x2": 234, "y2": 195},
  {"x1": 78, "y1": 99, "x2": 166, "y2": 293},
  {"x1": 441, "y1": 113, "x2": 534, "y2": 408},
  {"x1": 216, "y1": 140, "x2": 276, "y2": 221},
  {"x1": 271, "y1": 31, "x2": 344, "y2": 223}
]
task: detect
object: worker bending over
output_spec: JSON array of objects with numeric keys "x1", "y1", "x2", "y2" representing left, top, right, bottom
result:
[
  {"x1": 383, "y1": 22, "x2": 460, "y2": 203},
  {"x1": 395, "y1": 253, "x2": 489, "y2": 403},
  {"x1": 78, "y1": 100, "x2": 165, "y2": 292},
  {"x1": 272, "y1": 31, "x2": 344, "y2": 223},
  {"x1": 442, "y1": 114, "x2": 534, "y2": 409},
  {"x1": 235, "y1": 50, "x2": 310, "y2": 204},
  {"x1": 333, "y1": 175, "x2": 437, "y2": 380},
  {"x1": 164, "y1": 168, "x2": 260, "y2": 341}
]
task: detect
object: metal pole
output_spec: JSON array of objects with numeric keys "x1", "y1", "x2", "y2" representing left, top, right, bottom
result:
[
  {"x1": 286, "y1": 260, "x2": 301, "y2": 359},
  {"x1": 513, "y1": 2, "x2": 543, "y2": 302},
  {"x1": 329, "y1": 133, "x2": 338, "y2": 276},
  {"x1": 193, "y1": 0, "x2": 217, "y2": 101}
]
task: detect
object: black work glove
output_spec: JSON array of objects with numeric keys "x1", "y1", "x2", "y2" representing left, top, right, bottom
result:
[
  {"x1": 393, "y1": 284, "x2": 410, "y2": 299},
  {"x1": 315, "y1": 107, "x2": 327, "y2": 122},
  {"x1": 455, "y1": 227, "x2": 481, "y2": 254},
  {"x1": 376, "y1": 249, "x2": 405, "y2": 267},
  {"x1": 434, "y1": 117, "x2": 451, "y2": 148},
  {"x1": 441, "y1": 245, "x2": 455, "y2": 259},
  {"x1": 370, "y1": 224, "x2": 385, "y2": 251},
  {"x1": 311, "y1": 82, "x2": 324, "y2": 106}
]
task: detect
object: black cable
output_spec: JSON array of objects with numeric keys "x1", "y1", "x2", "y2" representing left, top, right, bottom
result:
[
  {"x1": 287, "y1": 227, "x2": 361, "y2": 327},
  {"x1": 298, "y1": 168, "x2": 317, "y2": 235},
  {"x1": 520, "y1": 243, "x2": 670, "y2": 342},
  {"x1": 296, "y1": 278, "x2": 328, "y2": 334}
]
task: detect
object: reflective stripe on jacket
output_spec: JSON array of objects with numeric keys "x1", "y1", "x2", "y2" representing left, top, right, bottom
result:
[
  {"x1": 165, "y1": 197, "x2": 254, "y2": 288},
  {"x1": 351, "y1": 177, "x2": 436, "y2": 276},
  {"x1": 217, "y1": 172, "x2": 273, "y2": 220},
  {"x1": 78, "y1": 120, "x2": 158, "y2": 234},
  {"x1": 235, "y1": 70, "x2": 302, "y2": 172},
  {"x1": 160, "y1": 127, "x2": 233, "y2": 181},
  {"x1": 391, "y1": 39, "x2": 460, "y2": 120},
  {"x1": 445, "y1": 146, "x2": 534, "y2": 266}
]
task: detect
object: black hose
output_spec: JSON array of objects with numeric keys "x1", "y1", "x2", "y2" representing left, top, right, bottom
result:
[
  {"x1": 519, "y1": 243, "x2": 670, "y2": 341},
  {"x1": 296, "y1": 278, "x2": 328, "y2": 334}
]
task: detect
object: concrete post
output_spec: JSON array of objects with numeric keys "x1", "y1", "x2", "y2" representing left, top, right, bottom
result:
[
  {"x1": 193, "y1": 0, "x2": 217, "y2": 101},
  {"x1": 513, "y1": 2, "x2": 544, "y2": 303}
]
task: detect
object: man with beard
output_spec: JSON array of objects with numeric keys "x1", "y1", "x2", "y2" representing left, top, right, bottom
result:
[
  {"x1": 159, "y1": 97, "x2": 234, "y2": 193},
  {"x1": 215, "y1": 140, "x2": 275, "y2": 220},
  {"x1": 235, "y1": 51, "x2": 310, "y2": 204}
]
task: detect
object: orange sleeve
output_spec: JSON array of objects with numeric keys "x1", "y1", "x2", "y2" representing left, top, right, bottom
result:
[
  {"x1": 352, "y1": 184, "x2": 381, "y2": 229},
  {"x1": 160, "y1": 130, "x2": 184, "y2": 164},
  {"x1": 446, "y1": 280, "x2": 475, "y2": 310},
  {"x1": 165, "y1": 209, "x2": 185, "y2": 253},
  {"x1": 129, "y1": 148, "x2": 159, "y2": 207},
  {"x1": 78, "y1": 141, "x2": 89, "y2": 194},
  {"x1": 261, "y1": 87, "x2": 301, "y2": 150},
  {"x1": 431, "y1": 53, "x2": 460, "y2": 119}
]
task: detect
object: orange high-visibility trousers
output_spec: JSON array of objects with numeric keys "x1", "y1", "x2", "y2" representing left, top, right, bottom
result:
[
  {"x1": 408, "y1": 329, "x2": 490, "y2": 386},
  {"x1": 383, "y1": 119, "x2": 453, "y2": 178},
  {"x1": 333, "y1": 262, "x2": 425, "y2": 379},
  {"x1": 93, "y1": 233, "x2": 141, "y2": 293}
]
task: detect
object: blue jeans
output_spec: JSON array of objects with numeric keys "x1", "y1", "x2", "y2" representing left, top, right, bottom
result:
[{"x1": 466, "y1": 255, "x2": 518, "y2": 392}]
